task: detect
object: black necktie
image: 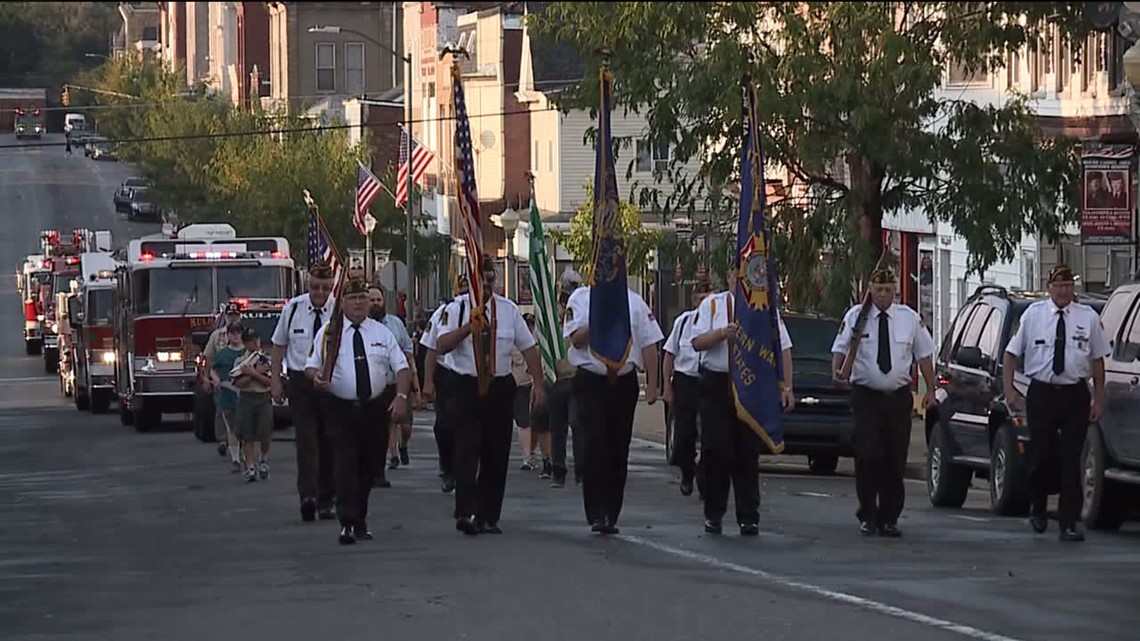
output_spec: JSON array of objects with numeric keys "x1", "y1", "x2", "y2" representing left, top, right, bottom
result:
[
  {"x1": 352, "y1": 324, "x2": 371, "y2": 400},
  {"x1": 312, "y1": 308, "x2": 323, "y2": 338},
  {"x1": 1053, "y1": 310, "x2": 1065, "y2": 376},
  {"x1": 877, "y1": 311, "x2": 891, "y2": 374}
]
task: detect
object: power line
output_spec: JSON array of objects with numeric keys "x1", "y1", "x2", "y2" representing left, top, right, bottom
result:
[{"x1": 0, "y1": 105, "x2": 562, "y2": 149}]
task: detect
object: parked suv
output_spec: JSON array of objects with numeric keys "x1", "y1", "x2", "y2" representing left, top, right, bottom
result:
[
  {"x1": 1080, "y1": 283, "x2": 1140, "y2": 530},
  {"x1": 925, "y1": 285, "x2": 1106, "y2": 516},
  {"x1": 664, "y1": 311, "x2": 853, "y2": 474}
]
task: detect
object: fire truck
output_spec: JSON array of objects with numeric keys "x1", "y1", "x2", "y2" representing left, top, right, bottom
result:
[
  {"x1": 16, "y1": 253, "x2": 50, "y2": 354},
  {"x1": 114, "y1": 223, "x2": 295, "y2": 432},
  {"x1": 39, "y1": 230, "x2": 111, "y2": 374},
  {"x1": 65, "y1": 251, "x2": 120, "y2": 413},
  {"x1": 14, "y1": 107, "x2": 44, "y2": 140}
]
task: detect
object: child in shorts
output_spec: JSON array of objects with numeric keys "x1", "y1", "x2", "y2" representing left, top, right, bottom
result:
[
  {"x1": 210, "y1": 322, "x2": 246, "y2": 473},
  {"x1": 231, "y1": 328, "x2": 274, "y2": 483}
]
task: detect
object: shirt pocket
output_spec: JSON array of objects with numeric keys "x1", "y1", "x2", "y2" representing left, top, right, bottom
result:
[
  {"x1": 1070, "y1": 330, "x2": 1092, "y2": 356},
  {"x1": 495, "y1": 321, "x2": 517, "y2": 353}
]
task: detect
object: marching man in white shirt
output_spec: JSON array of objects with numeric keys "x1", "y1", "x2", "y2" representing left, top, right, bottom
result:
[
  {"x1": 563, "y1": 282, "x2": 663, "y2": 535},
  {"x1": 663, "y1": 281, "x2": 714, "y2": 498},
  {"x1": 690, "y1": 270, "x2": 794, "y2": 536},
  {"x1": 420, "y1": 273, "x2": 470, "y2": 494},
  {"x1": 1003, "y1": 265, "x2": 1110, "y2": 542},
  {"x1": 270, "y1": 260, "x2": 337, "y2": 523},
  {"x1": 305, "y1": 277, "x2": 412, "y2": 546},
  {"x1": 831, "y1": 268, "x2": 937, "y2": 538},
  {"x1": 433, "y1": 257, "x2": 545, "y2": 535}
]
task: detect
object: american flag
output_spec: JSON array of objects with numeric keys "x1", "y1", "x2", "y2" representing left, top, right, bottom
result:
[
  {"x1": 451, "y1": 65, "x2": 485, "y2": 310},
  {"x1": 354, "y1": 161, "x2": 382, "y2": 237},
  {"x1": 307, "y1": 208, "x2": 342, "y2": 293},
  {"x1": 394, "y1": 125, "x2": 435, "y2": 208}
]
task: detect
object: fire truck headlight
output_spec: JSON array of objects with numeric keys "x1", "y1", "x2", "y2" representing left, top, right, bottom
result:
[
  {"x1": 36, "y1": 314, "x2": 44, "y2": 322},
  {"x1": 156, "y1": 351, "x2": 183, "y2": 363},
  {"x1": 98, "y1": 350, "x2": 116, "y2": 364}
]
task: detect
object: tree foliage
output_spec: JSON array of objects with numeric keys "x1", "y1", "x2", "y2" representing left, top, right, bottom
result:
[
  {"x1": 549, "y1": 183, "x2": 662, "y2": 278},
  {"x1": 0, "y1": 2, "x2": 118, "y2": 89},
  {"x1": 531, "y1": 2, "x2": 1093, "y2": 294},
  {"x1": 79, "y1": 56, "x2": 449, "y2": 270}
]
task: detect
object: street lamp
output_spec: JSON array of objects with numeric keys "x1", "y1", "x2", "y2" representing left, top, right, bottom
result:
[
  {"x1": 309, "y1": 24, "x2": 415, "y2": 327},
  {"x1": 500, "y1": 203, "x2": 520, "y2": 300}
]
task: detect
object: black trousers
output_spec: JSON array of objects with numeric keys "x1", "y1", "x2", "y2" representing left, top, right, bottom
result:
[
  {"x1": 374, "y1": 385, "x2": 398, "y2": 479},
  {"x1": 287, "y1": 370, "x2": 335, "y2": 508},
  {"x1": 452, "y1": 374, "x2": 516, "y2": 524},
  {"x1": 534, "y1": 377, "x2": 583, "y2": 480},
  {"x1": 323, "y1": 395, "x2": 389, "y2": 528},
  {"x1": 1026, "y1": 380, "x2": 1089, "y2": 527},
  {"x1": 851, "y1": 384, "x2": 913, "y2": 526},
  {"x1": 672, "y1": 372, "x2": 701, "y2": 480},
  {"x1": 699, "y1": 370, "x2": 760, "y2": 524},
  {"x1": 573, "y1": 369, "x2": 640, "y2": 525},
  {"x1": 433, "y1": 366, "x2": 455, "y2": 476}
]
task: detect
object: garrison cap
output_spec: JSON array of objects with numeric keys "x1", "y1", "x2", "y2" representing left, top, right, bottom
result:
[
  {"x1": 340, "y1": 277, "x2": 368, "y2": 296},
  {"x1": 308, "y1": 260, "x2": 335, "y2": 279},
  {"x1": 1048, "y1": 264, "x2": 1076, "y2": 284},
  {"x1": 870, "y1": 268, "x2": 897, "y2": 284}
]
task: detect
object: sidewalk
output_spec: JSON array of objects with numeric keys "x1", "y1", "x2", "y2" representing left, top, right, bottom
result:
[{"x1": 628, "y1": 400, "x2": 928, "y2": 481}]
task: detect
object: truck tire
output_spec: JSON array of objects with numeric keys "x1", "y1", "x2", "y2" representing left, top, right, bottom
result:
[
  {"x1": 74, "y1": 386, "x2": 89, "y2": 411},
  {"x1": 25, "y1": 340, "x2": 40, "y2": 356},
  {"x1": 90, "y1": 390, "x2": 111, "y2": 414},
  {"x1": 134, "y1": 405, "x2": 161, "y2": 433},
  {"x1": 1082, "y1": 425, "x2": 1129, "y2": 531},
  {"x1": 927, "y1": 424, "x2": 971, "y2": 508},
  {"x1": 989, "y1": 425, "x2": 1030, "y2": 516},
  {"x1": 119, "y1": 405, "x2": 134, "y2": 426},
  {"x1": 43, "y1": 350, "x2": 57, "y2": 374},
  {"x1": 808, "y1": 454, "x2": 840, "y2": 475}
]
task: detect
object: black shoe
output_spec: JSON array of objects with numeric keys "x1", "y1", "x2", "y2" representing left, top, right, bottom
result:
[
  {"x1": 388, "y1": 456, "x2": 400, "y2": 470},
  {"x1": 704, "y1": 519, "x2": 723, "y2": 535},
  {"x1": 599, "y1": 518, "x2": 619, "y2": 535},
  {"x1": 859, "y1": 521, "x2": 875, "y2": 536},
  {"x1": 318, "y1": 506, "x2": 336, "y2": 521},
  {"x1": 399, "y1": 445, "x2": 410, "y2": 466},
  {"x1": 679, "y1": 474, "x2": 694, "y2": 497},
  {"x1": 590, "y1": 520, "x2": 605, "y2": 533},
  {"x1": 739, "y1": 523, "x2": 759, "y2": 536},
  {"x1": 373, "y1": 475, "x2": 392, "y2": 488},
  {"x1": 440, "y1": 474, "x2": 455, "y2": 493},
  {"x1": 1029, "y1": 514, "x2": 1048, "y2": 534},
  {"x1": 300, "y1": 499, "x2": 317, "y2": 523},
  {"x1": 456, "y1": 516, "x2": 479, "y2": 536},
  {"x1": 539, "y1": 458, "x2": 552, "y2": 479},
  {"x1": 551, "y1": 473, "x2": 566, "y2": 488},
  {"x1": 338, "y1": 527, "x2": 356, "y2": 545},
  {"x1": 879, "y1": 523, "x2": 902, "y2": 538},
  {"x1": 478, "y1": 521, "x2": 503, "y2": 534},
  {"x1": 1058, "y1": 526, "x2": 1085, "y2": 542},
  {"x1": 353, "y1": 525, "x2": 373, "y2": 541}
]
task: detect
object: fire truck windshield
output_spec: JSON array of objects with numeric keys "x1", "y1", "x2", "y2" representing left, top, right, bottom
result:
[
  {"x1": 134, "y1": 266, "x2": 288, "y2": 315},
  {"x1": 54, "y1": 273, "x2": 77, "y2": 296},
  {"x1": 86, "y1": 289, "x2": 115, "y2": 325}
]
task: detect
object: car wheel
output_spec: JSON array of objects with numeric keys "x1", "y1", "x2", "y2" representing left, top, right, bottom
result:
[
  {"x1": 807, "y1": 454, "x2": 839, "y2": 475},
  {"x1": 1082, "y1": 425, "x2": 1129, "y2": 531},
  {"x1": 927, "y1": 424, "x2": 971, "y2": 508},
  {"x1": 989, "y1": 424, "x2": 1030, "y2": 516}
]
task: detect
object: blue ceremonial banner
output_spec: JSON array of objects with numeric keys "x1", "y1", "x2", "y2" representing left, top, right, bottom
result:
[
  {"x1": 588, "y1": 66, "x2": 633, "y2": 377},
  {"x1": 731, "y1": 77, "x2": 786, "y2": 454}
]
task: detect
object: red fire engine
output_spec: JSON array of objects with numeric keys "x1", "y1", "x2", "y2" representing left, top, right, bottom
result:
[
  {"x1": 115, "y1": 223, "x2": 295, "y2": 432},
  {"x1": 65, "y1": 249, "x2": 120, "y2": 413},
  {"x1": 40, "y1": 229, "x2": 112, "y2": 375},
  {"x1": 16, "y1": 253, "x2": 50, "y2": 355}
]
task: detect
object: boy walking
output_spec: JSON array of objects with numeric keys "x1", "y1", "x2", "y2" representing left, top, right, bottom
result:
[
  {"x1": 232, "y1": 328, "x2": 275, "y2": 483},
  {"x1": 210, "y1": 323, "x2": 246, "y2": 472}
]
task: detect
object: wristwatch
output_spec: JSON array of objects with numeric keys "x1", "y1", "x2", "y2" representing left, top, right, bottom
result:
[{"x1": 397, "y1": 392, "x2": 408, "y2": 400}]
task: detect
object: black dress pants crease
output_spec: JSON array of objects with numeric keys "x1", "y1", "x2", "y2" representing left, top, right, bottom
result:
[
  {"x1": 698, "y1": 370, "x2": 760, "y2": 525},
  {"x1": 323, "y1": 395, "x2": 389, "y2": 528},
  {"x1": 432, "y1": 367, "x2": 456, "y2": 476},
  {"x1": 851, "y1": 385, "x2": 912, "y2": 526},
  {"x1": 451, "y1": 374, "x2": 516, "y2": 525},
  {"x1": 671, "y1": 372, "x2": 702, "y2": 480},
  {"x1": 287, "y1": 370, "x2": 335, "y2": 508},
  {"x1": 537, "y1": 377, "x2": 583, "y2": 480},
  {"x1": 1025, "y1": 380, "x2": 1089, "y2": 528},
  {"x1": 572, "y1": 369, "x2": 640, "y2": 526}
]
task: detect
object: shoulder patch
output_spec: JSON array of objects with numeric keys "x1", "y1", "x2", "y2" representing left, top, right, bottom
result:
[
  {"x1": 426, "y1": 320, "x2": 432, "y2": 331},
  {"x1": 566, "y1": 306, "x2": 574, "y2": 320},
  {"x1": 441, "y1": 310, "x2": 449, "y2": 325}
]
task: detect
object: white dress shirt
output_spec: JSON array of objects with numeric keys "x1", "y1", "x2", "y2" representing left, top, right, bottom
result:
[
  {"x1": 436, "y1": 294, "x2": 536, "y2": 377},
  {"x1": 1005, "y1": 300, "x2": 1110, "y2": 384},
  {"x1": 304, "y1": 316, "x2": 409, "y2": 401},
  {"x1": 664, "y1": 309, "x2": 703, "y2": 377},
  {"x1": 271, "y1": 292, "x2": 336, "y2": 372},
  {"x1": 830, "y1": 303, "x2": 934, "y2": 391},
  {"x1": 690, "y1": 291, "x2": 792, "y2": 373},
  {"x1": 562, "y1": 286, "x2": 665, "y2": 376}
]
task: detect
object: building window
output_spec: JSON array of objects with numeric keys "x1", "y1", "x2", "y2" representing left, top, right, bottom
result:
[
  {"x1": 1007, "y1": 50, "x2": 1021, "y2": 90},
  {"x1": 344, "y1": 43, "x2": 365, "y2": 93},
  {"x1": 636, "y1": 139, "x2": 670, "y2": 173},
  {"x1": 141, "y1": 25, "x2": 158, "y2": 41},
  {"x1": 1021, "y1": 250, "x2": 1036, "y2": 291},
  {"x1": 946, "y1": 58, "x2": 984, "y2": 86},
  {"x1": 315, "y1": 42, "x2": 335, "y2": 92}
]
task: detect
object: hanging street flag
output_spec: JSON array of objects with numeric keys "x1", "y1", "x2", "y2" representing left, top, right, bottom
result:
[
  {"x1": 528, "y1": 183, "x2": 564, "y2": 386},
  {"x1": 731, "y1": 76, "x2": 785, "y2": 454},
  {"x1": 451, "y1": 62, "x2": 493, "y2": 396},
  {"x1": 395, "y1": 125, "x2": 436, "y2": 208},
  {"x1": 587, "y1": 64, "x2": 633, "y2": 378},
  {"x1": 354, "y1": 161, "x2": 383, "y2": 237}
]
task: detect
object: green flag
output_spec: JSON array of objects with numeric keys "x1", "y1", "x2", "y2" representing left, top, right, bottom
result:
[{"x1": 528, "y1": 192, "x2": 565, "y2": 386}]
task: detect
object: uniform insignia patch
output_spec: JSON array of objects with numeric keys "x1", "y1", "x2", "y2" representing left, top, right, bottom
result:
[
  {"x1": 441, "y1": 310, "x2": 449, "y2": 325},
  {"x1": 426, "y1": 321, "x2": 432, "y2": 330},
  {"x1": 566, "y1": 307, "x2": 573, "y2": 320}
]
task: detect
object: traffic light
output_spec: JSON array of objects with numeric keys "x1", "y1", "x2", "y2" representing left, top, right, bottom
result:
[{"x1": 61, "y1": 86, "x2": 70, "y2": 107}]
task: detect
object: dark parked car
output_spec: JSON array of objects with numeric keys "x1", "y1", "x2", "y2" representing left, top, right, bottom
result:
[
  {"x1": 125, "y1": 187, "x2": 159, "y2": 222},
  {"x1": 925, "y1": 285, "x2": 1105, "y2": 516},
  {"x1": 114, "y1": 177, "x2": 148, "y2": 213},
  {"x1": 664, "y1": 311, "x2": 854, "y2": 475}
]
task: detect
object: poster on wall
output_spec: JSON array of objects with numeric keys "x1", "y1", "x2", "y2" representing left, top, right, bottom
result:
[
  {"x1": 1080, "y1": 143, "x2": 1135, "y2": 245},
  {"x1": 918, "y1": 249, "x2": 934, "y2": 331}
]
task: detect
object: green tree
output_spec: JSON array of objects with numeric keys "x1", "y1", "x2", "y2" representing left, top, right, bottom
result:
[
  {"x1": 531, "y1": 2, "x2": 1092, "y2": 285},
  {"x1": 550, "y1": 182, "x2": 662, "y2": 278}
]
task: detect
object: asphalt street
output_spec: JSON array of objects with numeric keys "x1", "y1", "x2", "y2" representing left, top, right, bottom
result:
[{"x1": 1, "y1": 134, "x2": 1138, "y2": 641}]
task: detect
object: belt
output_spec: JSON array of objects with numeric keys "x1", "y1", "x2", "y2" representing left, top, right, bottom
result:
[
  {"x1": 699, "y1": 368, "x2": 729, "y2": 376},
  {"x1": 1029, "y1": 378, "x2": 1087, "y2": 390},
  {"x1": 852, "y1": 384, "x2": 911, "y2": 396},
  {"x1": 674, "y1": 371, "x2": 700, "y2": 380},
  {"x1": 328, "y1": 395, "x2": 384, "y2": 407}
]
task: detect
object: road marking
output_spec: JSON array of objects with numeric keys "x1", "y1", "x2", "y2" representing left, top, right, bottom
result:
[
  {"x1": 619, "y1": 535, "x2": 1027, "y2": 641},
  {"x1": 950, "y1": 515, "x2": 992, "y2": 523},
  {"x1": 793, "y1": 491, "x2": 833, "y2": 498},
  {"x1": 0, "y1": 376, "x2": 55, "y2": 383}
]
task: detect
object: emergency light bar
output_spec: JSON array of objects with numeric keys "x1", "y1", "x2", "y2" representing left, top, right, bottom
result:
[
  {"x1": 64, "y1": 256, "x2": 80, "y2": 266},
  {"x1": 138, "y1": 250, "x2": 285, "y2": 262}
]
